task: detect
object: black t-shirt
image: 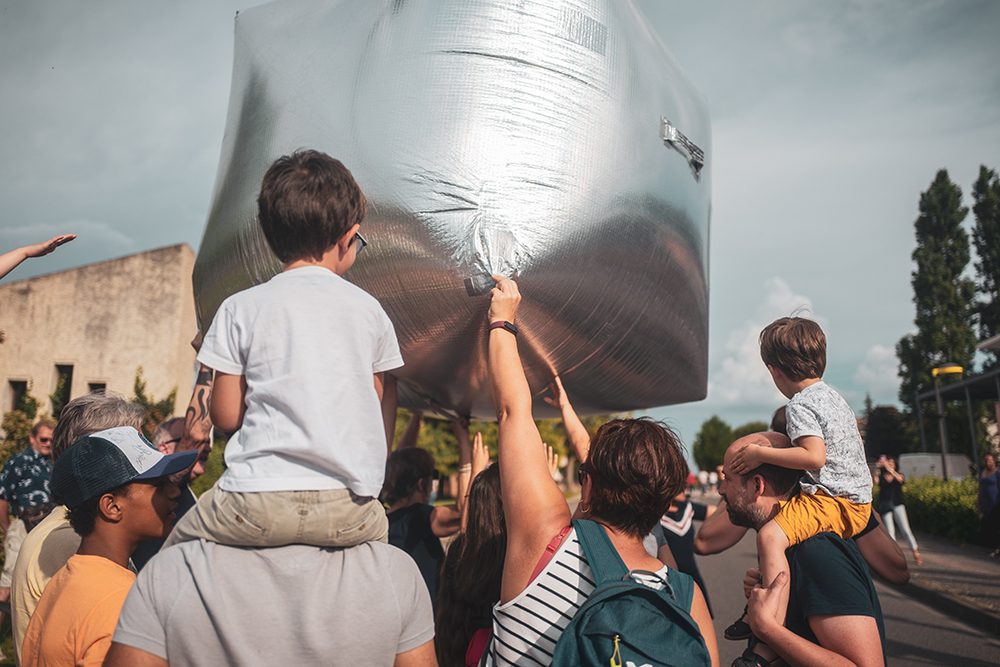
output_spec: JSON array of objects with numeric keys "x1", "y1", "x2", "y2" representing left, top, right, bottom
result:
[
  {"x1": 387, "y1": 503, "x2": 444, "y2": 605},
  {"x1": 877, "y1": 473, "x2": 903, "y2": 513},
  {"x1": 785, "y1": 533, "x2": 886, "y2": 665},
  {"x1": 654, "y1": 500, "x2": 712, "y2": 616}
]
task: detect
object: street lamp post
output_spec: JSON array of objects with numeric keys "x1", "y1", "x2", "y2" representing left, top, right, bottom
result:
[{"x1": 932, "y1": 363, "x2": 963, "y2": 481}]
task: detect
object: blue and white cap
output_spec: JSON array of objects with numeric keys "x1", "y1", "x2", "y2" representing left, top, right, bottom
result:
[{"x1": 51, "y1": 426, "x2": 198, "y2": 508}]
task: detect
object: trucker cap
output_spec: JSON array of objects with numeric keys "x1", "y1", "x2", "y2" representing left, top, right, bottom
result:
[{"x1": 51, "y1": 426, "x2": 199, "y2": 509}]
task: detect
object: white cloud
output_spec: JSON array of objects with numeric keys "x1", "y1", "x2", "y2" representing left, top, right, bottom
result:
[
  {"x1": 852, "y1": 344, "x2": 900, "y2": 404},
  {"x1": 707, "y1": 277, "x2": 821, "y2": 408}
]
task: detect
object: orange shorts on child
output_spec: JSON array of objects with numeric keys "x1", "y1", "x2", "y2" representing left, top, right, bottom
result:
[{"x1": 773, "y1": 490, "x2": 871, "y2": 546}]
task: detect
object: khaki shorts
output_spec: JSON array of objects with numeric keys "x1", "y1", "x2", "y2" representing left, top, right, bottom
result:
[
  {"x1": 1, "y1": 518, "x2": 27, "y2": 589},
  {"x1": 774, "y1": 491, "x2": 871, "y2": 547},
  {"x1": 163, "y1": 485, "x2": 388, "y2": 549}
]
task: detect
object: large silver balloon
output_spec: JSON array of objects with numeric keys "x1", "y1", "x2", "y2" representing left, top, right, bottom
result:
[{"x1": 194, "y1": 0, "x2": 711, "y2": 419}]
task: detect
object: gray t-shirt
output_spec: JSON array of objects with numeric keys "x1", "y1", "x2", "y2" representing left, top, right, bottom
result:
[
  {"x1": 113, "y1": 540, "x2": 434, "y2": 665},
  {"x1": 786, "y1": 381, "x2": 872, "y2": 504}
]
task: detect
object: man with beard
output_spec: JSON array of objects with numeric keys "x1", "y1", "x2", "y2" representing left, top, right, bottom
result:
[{"x1": 718, "y1": 434, "x2": 886, "y2": 667}]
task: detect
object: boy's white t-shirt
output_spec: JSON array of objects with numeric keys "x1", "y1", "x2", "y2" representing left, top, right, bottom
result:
[{"x1": 197, "y1": 266, "x2": 404, "y2": 497}]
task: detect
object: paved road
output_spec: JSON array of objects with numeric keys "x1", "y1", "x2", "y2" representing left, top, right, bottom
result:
[{"x1": 695, "y1": 528, "x2": 1000, "y2": 666}]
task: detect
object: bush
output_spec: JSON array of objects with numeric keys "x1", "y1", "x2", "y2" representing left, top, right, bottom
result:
[{"x1": 901, "y1": 476, "x2": 981, "y2": 543}]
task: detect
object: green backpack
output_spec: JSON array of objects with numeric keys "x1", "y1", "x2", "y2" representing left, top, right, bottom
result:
[{"x1": 550, "y1": 519, "x2": 711, "y2": 667}]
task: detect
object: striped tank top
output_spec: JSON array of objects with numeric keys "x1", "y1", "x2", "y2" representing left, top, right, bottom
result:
[{"x1": 484, "y1": 528, "x2": 670, "y2": 666}]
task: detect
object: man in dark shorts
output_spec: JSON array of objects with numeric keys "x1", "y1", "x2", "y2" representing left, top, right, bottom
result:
[{"x1": 719, "y1": 437, "x2": 886, "y2": 667}]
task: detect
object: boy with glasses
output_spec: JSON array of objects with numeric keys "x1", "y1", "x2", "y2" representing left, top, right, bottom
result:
[{"x1": 166, "y1": 149, "x2": 403, "y2": 551}]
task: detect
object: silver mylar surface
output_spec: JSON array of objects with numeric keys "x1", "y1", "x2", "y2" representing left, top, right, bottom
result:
[{"x1": 194, "y1": 0, "x2": 711, "y2": 419}]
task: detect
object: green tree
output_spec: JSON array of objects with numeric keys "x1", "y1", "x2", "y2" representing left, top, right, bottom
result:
[
  {"x1": 1, "y1": 386, "x2": 41, "y2": 464},
  {"x1": 692, "y1": 415, "x2": 732, "y2": 471},
  {"x1": 49, "y1": 375, "x2": 68, "y2": 420},
  {"x1": 132, "y1": 367, "x2": 177, "y2": 439},
  {"x1": 863, "y1": 405, "x2": 909, "y2": 459},
  {"x1": 732, "y1": 420, "x2": 769, "y2": 440},
  {"x1": 896, "y1": 170, "x2": 977, "y2": 423},
  {"x1": 972, "y1": 165, "x2": 1000, "y2": 370}
]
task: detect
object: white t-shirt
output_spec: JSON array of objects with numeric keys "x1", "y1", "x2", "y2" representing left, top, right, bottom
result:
[{"x1": 198, "y1": 266, "x2": 403, "y2": 496}]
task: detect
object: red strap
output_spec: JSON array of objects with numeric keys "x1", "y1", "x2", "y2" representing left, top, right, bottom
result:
[
  {"x1": 466, "y1": 627, "x2": 492, "y2": 667},
  {"x1": 528, "y1": 525, "x2": 573, "y2": 582}
]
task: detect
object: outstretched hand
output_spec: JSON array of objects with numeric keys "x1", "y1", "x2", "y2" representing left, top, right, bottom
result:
[
  {"x1": 24, "y1": 234, "x2": 76, "y2": 258},
  {"x1": 489, "y1": 276, "x2": 521, "y2": 323},
  {"x1": 471, "y1": 432, "x2": 490, "y2": 477},
  {"x1": 544, "y1": 443, "x2": 560, "y2": 480},
  {"x1": 543, "y1": 375, "x2": 569, "y2": 410},
  {"x1": 746, "y1": 570, "x2": 788, "y2": 635}
]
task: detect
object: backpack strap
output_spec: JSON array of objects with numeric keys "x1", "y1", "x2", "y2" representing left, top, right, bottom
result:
[{"x1": 572, "y1": 519, "x2": 629, "y2": 585}]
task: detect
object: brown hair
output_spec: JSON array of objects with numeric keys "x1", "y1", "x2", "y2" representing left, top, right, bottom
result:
[
  {"x1": 583, "y1": 418, "x2": 688, "y2": 538},
  {"x1": 382, "y1": 448, "x2": 436, "y2": 505},
  {"x1": 759, "y1": 317, "x2": 826, "y2": 381},
  {"x1": 257, "y1": 150, "x2": 367, "y2": 263}
]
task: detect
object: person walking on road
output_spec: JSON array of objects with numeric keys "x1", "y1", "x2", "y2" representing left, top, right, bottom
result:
[
  {"x1": 875, "y1": 456, "x2": 922, "y2": 565},
  {"x1": 979, "y1": 452, "x2": 1000, "y2": 559}
]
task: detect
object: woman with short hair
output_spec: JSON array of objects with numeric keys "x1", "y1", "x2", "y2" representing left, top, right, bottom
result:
[{"x1": 483, "y1": 277, "x2": 718, "y2": 667}]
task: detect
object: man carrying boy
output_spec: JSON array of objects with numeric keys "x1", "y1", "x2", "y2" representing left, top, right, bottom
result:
[
  {"x1": 725, "y1": 317, "x2": 872, "y2": 640},
  {"x1": 718, "y1": 437, "x2": 886, "y2": 666},
  {"x1": 165, "y1": 149, "x2": 403, "y2": 549},
  {"x1": 20, "y1": 426, "x2": 197, "y2": 666}
]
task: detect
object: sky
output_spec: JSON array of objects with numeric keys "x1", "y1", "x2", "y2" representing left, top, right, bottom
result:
[{"x1": 2, "y1": 0, "x2": 999, "y2": 455}]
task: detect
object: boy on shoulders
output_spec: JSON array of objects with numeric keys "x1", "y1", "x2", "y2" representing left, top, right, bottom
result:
[
  {"x1": 725, "y1": 317, "x2": 872, "y2": 641},
  {"x1": 166, "y1": 149, "x2": 403, "y2": 549}
]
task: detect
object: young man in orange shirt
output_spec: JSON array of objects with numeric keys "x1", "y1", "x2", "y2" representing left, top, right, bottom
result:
[{"x1": 20, "y1": 426, "x2": 196, "y2": 667}]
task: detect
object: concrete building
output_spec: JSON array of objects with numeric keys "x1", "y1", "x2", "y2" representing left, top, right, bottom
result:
[{"x1": 0, "y1": 244, "x2": 197, "y2": 418}]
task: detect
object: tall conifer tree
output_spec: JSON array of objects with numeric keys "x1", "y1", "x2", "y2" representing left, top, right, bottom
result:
[
  {"x1": 972, "y1": 165, "x2": 1000, "y2": 370},
  {"x1": 896, "y1": 170, "x2": 977, "y2": 416}
]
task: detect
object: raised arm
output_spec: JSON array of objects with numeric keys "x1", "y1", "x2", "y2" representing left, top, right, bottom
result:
[
  {"x1": 0, "y1": 234, "x2": 76, "y2": 280},
  {"x1": 451, "y1": 417, "x2": 474, "y2": 519},
  {"x1": 544, "y1": 375, "x2": 591, "y2": 463},
  {"x1": 488, "y1": 277, "x2": 571, "y2": 603},
  {"x1": 395, "y1": 411, "x2": 423, "y2": 451}
]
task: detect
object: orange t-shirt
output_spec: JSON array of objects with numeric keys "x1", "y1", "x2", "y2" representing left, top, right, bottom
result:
[{"x1": 20, "y1": 554, "x2": 136, "y2": 667}]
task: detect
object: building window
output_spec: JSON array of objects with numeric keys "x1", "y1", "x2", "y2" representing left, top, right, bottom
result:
[
  {"x1": 8, "y1": 380, "x2": 27, "y2": 413},
  {"x1": 88, "y1": 382, "x2": 107, "y2": 394},
  {"x1": 52, "y1": 364, "x2": 74, "y2": 417}
]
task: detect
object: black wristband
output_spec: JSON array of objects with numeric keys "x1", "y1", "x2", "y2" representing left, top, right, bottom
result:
[{"x1": 489, "y1": 320, "x2": 519, "y2": 336}]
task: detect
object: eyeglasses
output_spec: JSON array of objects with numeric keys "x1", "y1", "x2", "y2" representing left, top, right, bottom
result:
[
  {"x1": 38, "y1": 438, "x2": 52, "y2": 444},
  {"x1": 353, "y1": 232, "x2": 368, "y2": 254}
]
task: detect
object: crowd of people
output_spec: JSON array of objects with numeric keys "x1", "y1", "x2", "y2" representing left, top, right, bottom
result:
[{"x1": 0, "y1": 148, "x2": 991, "y2": 666}]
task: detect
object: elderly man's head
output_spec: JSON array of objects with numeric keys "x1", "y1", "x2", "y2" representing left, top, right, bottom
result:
[
  {"x1": 51, "y1": 392, "x2": 145, "y2": 461},
  {"x1": 718, "y1": 433, "x2": 801, "y2": 531},
  {"x1": 154, "y1": 417, "x2": 209, "y2": 480}
]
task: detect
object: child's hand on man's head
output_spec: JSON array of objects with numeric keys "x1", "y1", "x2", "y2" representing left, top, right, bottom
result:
[{"x1": 731, "y1": 442, "x2": 764, "y2": 476}]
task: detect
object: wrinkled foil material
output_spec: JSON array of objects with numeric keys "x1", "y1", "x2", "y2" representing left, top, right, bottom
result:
[{"x1": 194, "y1": 0, "x2": 711, "y2": 419}]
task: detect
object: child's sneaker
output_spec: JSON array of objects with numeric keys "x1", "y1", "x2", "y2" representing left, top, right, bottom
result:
[{"x1": 724, "y1": 607, "x2": 752, "y2": 641}]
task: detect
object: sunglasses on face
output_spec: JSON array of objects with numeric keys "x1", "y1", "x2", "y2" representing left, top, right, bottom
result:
[
  {"x1": 353, "y1": 232, "x2": 368, "y2": 254},
  {"x1": 38, "y1": 437, "x2": 52, "y2": 444}
]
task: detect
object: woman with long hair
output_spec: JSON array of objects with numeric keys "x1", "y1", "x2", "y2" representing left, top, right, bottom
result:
[
  {"x1": 482, "y1": 277, "x2": 718, "y2": 667},
  {"x1": 435, "y1": 463, "x2": 505, "y2": 666}
]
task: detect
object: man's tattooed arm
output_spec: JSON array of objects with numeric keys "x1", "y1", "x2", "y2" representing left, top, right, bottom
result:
[{"x1": 180, "y1": 364, "x2": 214, "y2": 452}]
